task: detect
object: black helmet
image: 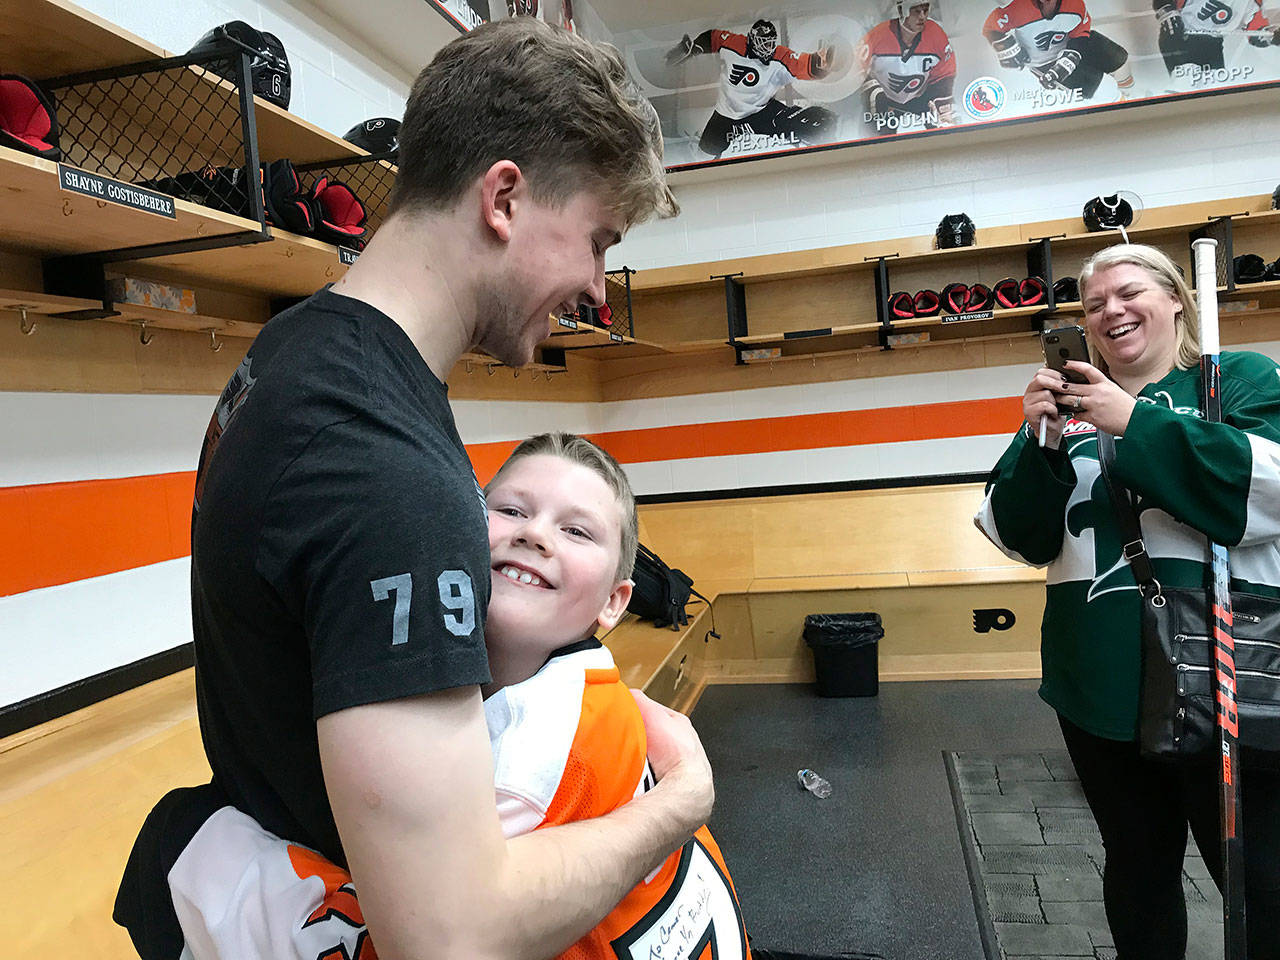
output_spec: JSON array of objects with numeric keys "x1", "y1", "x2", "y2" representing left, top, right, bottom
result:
[
  {"x1": 343, "y1": 117, "x2": 400, "y2": 154},
  {"x1": 935, "y1": 213, "x2": 975, "y2": 249},
  {"x1": 189, "y1": 21, "x2": 290, "y2": 109},
  {"x1": 1273, "y1": 183, "x2": 1280, "y2": 210},
  {"x1": 1053, "y1": 276, "x2": 1080, "y2": 304},
  {"x1": 1082, "y1": 194, "x2": 1133, "y2": 232},
  {"x1": 1233, "y1": 253, "x2": 1267, "y2": 284},
  {"x1": 748, "y1": 19, "x2": 779, "y2": 60}
]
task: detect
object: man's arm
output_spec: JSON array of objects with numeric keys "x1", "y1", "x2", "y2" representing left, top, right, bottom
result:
[{"x1": 319, "y1": 685, "x2": 713, "y2": 960}]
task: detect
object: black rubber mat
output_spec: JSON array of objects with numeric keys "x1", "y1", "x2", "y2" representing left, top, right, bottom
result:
[
  {"x1": 946, "y1": 750, "x2": 1225, "y2": 960},
  {"x1": 689, "y1": 680, "x2": 1057, "y2": 960}
]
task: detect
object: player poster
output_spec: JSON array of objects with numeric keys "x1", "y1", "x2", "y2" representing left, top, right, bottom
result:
[{"x1": 611, "y1": 0, "x2": 1280, "y2": 169}]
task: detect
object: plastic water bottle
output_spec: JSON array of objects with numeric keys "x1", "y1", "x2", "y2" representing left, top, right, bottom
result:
[{"x1": 797, "y1": 768, "x2": 832, "y2": 799}]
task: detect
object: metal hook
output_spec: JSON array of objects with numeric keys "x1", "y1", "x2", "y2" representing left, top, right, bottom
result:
[
  {"x1": 486, "y1": 363, "x2": 498, "y2": 376},
  {"x1": 207, "y1": 329, "x2": 223, "y2": 353},
  {"x1": 19, "y1": 307, "x2": 36, "y2": 336},
  {"x1": 529, "y1": 369, "x2": 539, "y2": 382},
  {"x1": 464, "y1": 360, "x2": 473, "y2": 374},
  {"x1": 138, "y1": 321, "x2": 153, "y2": 346},
  {"x1": 512, "y1": 367, "x2": 520, "y2": 379}
]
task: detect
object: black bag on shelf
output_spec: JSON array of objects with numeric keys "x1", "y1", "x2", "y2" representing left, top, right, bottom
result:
[
  {"x1": 628, "y1": 543, "x2": 710, "y2": 630},
  {"x1": 0, "y1": 73, "x2": 60, "y2": 160}
]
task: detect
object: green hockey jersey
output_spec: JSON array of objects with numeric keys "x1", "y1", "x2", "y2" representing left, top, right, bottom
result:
[{"x1": 975, "y1": 351, "x2": 1280, "y2": 740}]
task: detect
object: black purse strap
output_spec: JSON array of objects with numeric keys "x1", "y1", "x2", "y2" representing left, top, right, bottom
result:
[{"x1": 1096, "y1": 430, "x2": 1160, "y2": 595}]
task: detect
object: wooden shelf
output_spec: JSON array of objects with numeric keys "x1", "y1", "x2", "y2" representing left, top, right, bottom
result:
[
  {"x1": 0, "y1": 288, "x2": 103, "y2": 317},
  {"x1": 102, "y1": 302, "x2": 263, "y2": 339},
  {"x1": 0, "y1": 146, "x2": 259, "y2": 258},
  {"x1": 121, "y1": 227, "x2": 352, "y2": 298},
  {"x1": 458, "y1": 352, "x2": 567, "y2": 375},
  {"x1": 542, "y1": 317, "x2": 674, "y2": 358},
  {"x1": 736, "y1": 320, "x2": 880, "y2": 345}
]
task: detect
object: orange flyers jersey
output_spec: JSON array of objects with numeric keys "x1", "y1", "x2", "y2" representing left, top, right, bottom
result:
[
  {"x1": 858, "y1": 19, "x2": 956, "y2": 105},
  {"x1": 710, "y1": 28, "x2": 815, "y2": 120},
  {"x1": 486, "y1": 643, "x2": 751, "y2": 960},
  {"x1": 1174, "y1": 0, "x2": 1267, "y2": 35},
  {"x1": 166, "y1": 644, "x2": 749, "y2": 960},
  {"x1": 984, "y1": 0, "x2": 1091, "y2": 67}
]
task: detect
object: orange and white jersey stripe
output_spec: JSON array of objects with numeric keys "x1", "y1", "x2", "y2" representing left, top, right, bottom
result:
[{"x1": 168, "y1": 644, "x2": 749, "y2": 960}]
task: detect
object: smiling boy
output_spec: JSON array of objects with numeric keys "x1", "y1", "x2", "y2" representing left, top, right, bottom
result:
[{"x1": 165, "y1": 434, "x2": 751, "y2": 960}]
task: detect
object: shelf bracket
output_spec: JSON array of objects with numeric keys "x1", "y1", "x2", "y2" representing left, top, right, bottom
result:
[
  {"x1": 711, "y1": 272, "x2": 747, "y2": 364},
  {"x1": 866, "y1": 255, "x2": 894, "y2": 350}
]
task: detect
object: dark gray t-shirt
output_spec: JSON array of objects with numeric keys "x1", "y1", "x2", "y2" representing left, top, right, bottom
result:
[{"x1": 191, "y1": 286, "x2": 492, "y2": 862}]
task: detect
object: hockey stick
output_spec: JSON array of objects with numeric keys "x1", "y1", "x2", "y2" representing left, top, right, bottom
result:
[{"x1": 1191, "y1": 236, "x2": 1247, "y2": 960}]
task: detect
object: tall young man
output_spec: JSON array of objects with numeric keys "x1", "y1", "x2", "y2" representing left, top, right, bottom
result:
[{"x1": 114, "y1": 19, "x2": 716, "y2": 960}]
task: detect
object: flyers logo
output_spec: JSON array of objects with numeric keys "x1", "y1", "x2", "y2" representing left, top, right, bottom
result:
[
  {"x1": 1197, "y1": 0, "x2": 1232, "y2": 21},
  {"x1": 887, "y1": 72, "x2": 924, "y2": 93},
  {"x1": 289, "y1": 846, "x2": 380, "y2": 960},
  {"x1": 729, "y1": 63, "x2": 760, "y2": 85},
  {"x1": 1034, "y1": 30, "x2": 1068, "y2": 49}
]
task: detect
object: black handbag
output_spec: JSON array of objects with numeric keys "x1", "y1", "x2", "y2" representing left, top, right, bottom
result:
[
  {"x1": 1097, "y1": 430, "x2": 1280, "y2": 758},
  {"x1": 628, "y1": 543, "x2": 715, "y2": 632}
]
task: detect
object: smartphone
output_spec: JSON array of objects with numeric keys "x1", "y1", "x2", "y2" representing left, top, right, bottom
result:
[{"x1": 1041, "y1": 325, "x2": 1090, "y2": 415}]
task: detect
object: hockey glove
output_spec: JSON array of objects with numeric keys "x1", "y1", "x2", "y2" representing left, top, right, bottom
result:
[
  {"x1": 991, "y1": 31, "x2": 1029, "y2": 68},
  {"x1": 667, "y1": 34, "x2": 697, "y2": 65},
  {"x1": 1156, "y1": 5, "x2": 1184, "y2": 43},
  {"x1": 1035, "y1": 49, "x2": 1081, "y2": 89},
  {"x1": 931, "y1": 96, "x2": 957, "y2": 125},
  {"x1": 862, "y1": 77, "x2": 889, "y2": 116},
  {"x1": 1248, "y1": 26, "x2": 1280, "y2": 47}
]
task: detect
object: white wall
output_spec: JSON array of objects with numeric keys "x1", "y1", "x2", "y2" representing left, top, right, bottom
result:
[
  {"x1": 610, "y1": 98, "x2": 1280, "y2": 271},
  {"x1": 73, "y1": 0, "x2": 414, "y2": 137}
]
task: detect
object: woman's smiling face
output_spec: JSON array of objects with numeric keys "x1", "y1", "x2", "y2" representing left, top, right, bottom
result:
[{"x1": 1081, "y1": 262, "x2": 1182, "y2": 376}]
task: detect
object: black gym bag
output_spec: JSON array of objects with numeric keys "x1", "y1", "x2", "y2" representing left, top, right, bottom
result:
[{"x1": 628, "y1": 543, "x2": 713, "y2": 631}]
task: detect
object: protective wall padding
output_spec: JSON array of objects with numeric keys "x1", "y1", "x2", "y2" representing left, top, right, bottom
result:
[
  {"x1": 308, "y1": 177, "x2": 369, "y2": 247},
  {"x1": 942, "y1": 282, "x2": 969, "y2": 314},
  {"x1": 992, "y1": 277, "x2": 1020, "y2": 309},
  {"x1": 913, "y1": 289, "x2": 941, "y2": 317},
  {"x1": 936, "y1": 213, "x2": 976, "y2": 249},
  {"x1": 889, "y1": 291, "x2": 916, "y2": 319},
  {"x1": 0, "y1": 74, "x2": 60, "y2": 160},
  {"x1": 1053, "y1": 276, "x2": 1080, "y2": 303},
  {"x1": 965, "y1": 283, "x2": 994, "y2": 312},
  {"x1": 1082, "y1": 193, "x2": 1134, "y2": 231},
  {"x1": 1233, "y1": 253, "x2": 1267, "y2": 284},
  {"x1": 1018, "y1": 276, "x2": 1048, "y2": 307}
]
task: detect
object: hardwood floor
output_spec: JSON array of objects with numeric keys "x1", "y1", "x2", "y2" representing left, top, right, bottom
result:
[{"x1": 0, "y1": 670, "x2": 206, "y2": 959}]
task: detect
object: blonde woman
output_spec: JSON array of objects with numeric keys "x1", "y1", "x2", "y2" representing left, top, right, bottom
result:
[{"x1": 976, "y1": 244, "x2": 1280, "y2": 959}]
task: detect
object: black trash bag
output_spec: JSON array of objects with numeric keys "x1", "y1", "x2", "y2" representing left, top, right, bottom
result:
[{"x1": 803, "y1": 613, "x2": 883, "y2": 698}]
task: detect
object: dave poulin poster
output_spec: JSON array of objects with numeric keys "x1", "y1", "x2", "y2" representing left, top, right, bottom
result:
[{"x1": 610, "y1": 0, "x2": 1280, "y2": 169}]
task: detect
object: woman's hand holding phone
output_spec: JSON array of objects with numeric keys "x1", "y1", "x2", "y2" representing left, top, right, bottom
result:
[{"x1": 1024, "y1": 367, "x2": 1067, "y2": 449}]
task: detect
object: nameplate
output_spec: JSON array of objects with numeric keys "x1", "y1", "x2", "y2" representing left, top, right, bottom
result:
[
  {"x1": 558, "y1": 317, "x2": 578, "y2": 329},
  {"x1": 59, "y1": 165, "x2": 176, "y2": 219},
  {"x1": 338, "y1": 247, "x2": 360, "y2": 265},
  {"x1": 610, "y1": 332, "x2": 624, "y2": 342},
  {"x1": 942, "y1": 310, "x2": 993, "y2": 323}
]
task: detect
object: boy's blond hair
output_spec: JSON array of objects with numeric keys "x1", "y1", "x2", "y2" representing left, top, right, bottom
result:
[
  {"x1": 485, "y1": 433, "x2": 637, "y2": 583},
  {"x1": 390, "y1": 17, "x2": 677, "y2": 229}
]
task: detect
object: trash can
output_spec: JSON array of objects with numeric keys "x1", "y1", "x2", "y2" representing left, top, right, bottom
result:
[{"x1": 803, "y1": 613, "x2": 883, "y2": 698}]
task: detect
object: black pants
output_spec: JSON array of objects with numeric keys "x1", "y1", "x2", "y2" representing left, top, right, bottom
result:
[
  {"x1": 1160, "y1": 31, "x2": 1226, "y2": 72},
  {"x1": 698, "y1": 100, "x2": 835, "y2": 157},
  {"x1": 1059, "y1": 715, "x2": 1280, "y2": 959}
]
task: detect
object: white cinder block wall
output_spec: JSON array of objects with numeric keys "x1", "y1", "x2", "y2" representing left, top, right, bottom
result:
[
  {"x1": 72, "y1": 0, "x2": 414, "y2": 137},
  {"x1": 610, "y1": 103, "x2": 1280, "y2": 271}
]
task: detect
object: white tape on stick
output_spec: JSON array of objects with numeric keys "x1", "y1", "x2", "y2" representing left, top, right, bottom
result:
[{"x1": 1192, "y1": 237, "x2": 1220, "y2": 355}]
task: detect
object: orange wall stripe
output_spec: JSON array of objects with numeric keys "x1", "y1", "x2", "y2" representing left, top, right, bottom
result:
[
  {"x1": 1, "y1": 396, "x2": 1021, "y2": 596},
  {"x1": 0, "y1": 472, "x2": 194, "y2": 598}
]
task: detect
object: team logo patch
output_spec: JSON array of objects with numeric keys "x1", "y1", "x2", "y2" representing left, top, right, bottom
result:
[
  {"x1": 962, "y1": 76, "x2": 1006, "y2": 119},
  {"x1": 1197, "y1": 0, "x2": 1233, "y2": 22},
  {"x1": 729, "y1": 63, "x2": 760, "y2": 85},
  {"x1": 888, "y1": 72, "x2": 924, "y2": 94},
  {"x1": 1033, "y1": 30, "x2": 1068, "y2": 50}
]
